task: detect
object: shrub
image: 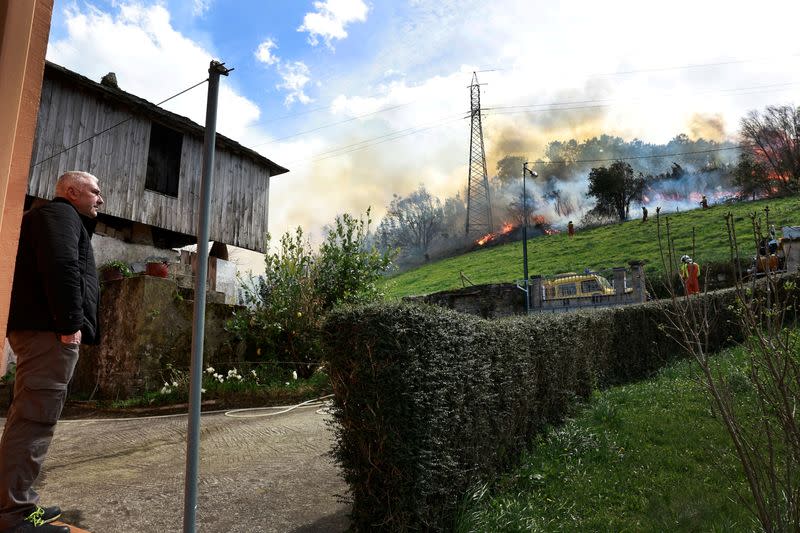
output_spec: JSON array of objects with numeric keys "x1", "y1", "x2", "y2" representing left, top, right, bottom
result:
[
  {"x1": 324, "y1": 284, "x2": 758, "y2": 531},
  {"x1": 98, "y1": 259, "x2": 133, "y2": 277},
  {"x1": 229, "y1": 229, "x2": 324, "y2": 377},
  {"x1": 228, "y1": 210, "x2": 394, "y2": 377},
  {"x1": 316, "y1": 208, "x2": 394, "y2": 308}
]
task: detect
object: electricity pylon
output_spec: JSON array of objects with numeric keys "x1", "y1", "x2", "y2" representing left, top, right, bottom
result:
[{"x1": 465, "y1": 71, "x2": 493, "y2": 238}]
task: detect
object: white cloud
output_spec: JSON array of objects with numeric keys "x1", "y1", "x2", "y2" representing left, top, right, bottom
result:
[
  {"x1": 192, "y1": 0, "x2": 212, "y2": 16},
  {"x1": 254, "y1": 38, "x2": 315, "y2": 107},
  {"x1": 254, "y1": 38, "x2": 279, "y2": 66},
  {"x1": 277, "y1": 61, "x2": 313, "y2": 106},
  {"x1": 47, "y1": 2, "x2": 261, "y2": 140},
  {"x1": 297, "y1": 0, "x2": 369, "y2": 49}
]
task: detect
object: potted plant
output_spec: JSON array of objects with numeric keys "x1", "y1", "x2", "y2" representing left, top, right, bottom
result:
[
  {"x1": 98, "y1": 260, "x2": 132, "y2": 282},
  {"x1": 145, "y1": 257, "x2": 170, "y2": 278}
]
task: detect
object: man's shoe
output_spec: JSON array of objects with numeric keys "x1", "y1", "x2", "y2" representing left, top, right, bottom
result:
[
  {"x1": 9, "y1": 521, "x2": 69, "y2": 532},
  {"x1": 29, "y1": 507, "x2": 61, "y2": 525},
  {"x1": 7, "y1": 506, "x2": 68, "y2": 532}
]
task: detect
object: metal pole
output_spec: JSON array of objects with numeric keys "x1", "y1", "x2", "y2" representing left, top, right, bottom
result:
[
  {"x1": 183, "y1": 60, "x2": 230, "y2": 533},
  {"x1": 522, "y1": 162, "x2": 530, "y2": 313}
]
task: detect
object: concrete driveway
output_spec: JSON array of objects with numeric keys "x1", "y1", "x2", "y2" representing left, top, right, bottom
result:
[{"x1": 1, "y1": 405, "x2": 350, "y2": 532}]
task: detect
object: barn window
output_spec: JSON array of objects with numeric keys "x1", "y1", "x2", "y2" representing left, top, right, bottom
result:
[{"x1": 145, "y1": 122, "x2": 183, "y2": 197}]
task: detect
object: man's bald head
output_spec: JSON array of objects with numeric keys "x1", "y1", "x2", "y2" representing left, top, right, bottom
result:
[
  {"x1": 55, "y1": 171, "x2": 96, "y2": 196},
  {"x1": 55, "y1": 171, "x2": 104, "y2": 218}
]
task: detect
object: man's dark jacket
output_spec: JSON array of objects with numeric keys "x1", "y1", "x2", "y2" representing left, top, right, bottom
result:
[{"x1": 7, "y1": 197, "x2": 100, "y2": 344}]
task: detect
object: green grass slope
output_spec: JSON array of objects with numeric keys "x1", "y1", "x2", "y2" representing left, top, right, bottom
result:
[
  {"x1": 456, "y1": 346, "x2": 760, "y2": 532},
  {"x1": 383, "y1": 195, "x2": 800, "y2": 298}
]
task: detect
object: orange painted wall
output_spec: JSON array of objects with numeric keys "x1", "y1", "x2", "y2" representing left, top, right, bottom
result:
[{"x1": 0, "y1": 0, "x2": 54, "y2": 333}]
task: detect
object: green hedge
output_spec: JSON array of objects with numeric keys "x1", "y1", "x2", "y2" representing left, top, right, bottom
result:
[{"x1": 323, "y1": 282, "x2": 784, "y2": 531}]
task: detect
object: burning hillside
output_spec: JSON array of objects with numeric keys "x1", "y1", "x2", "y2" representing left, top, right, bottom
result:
[{"x1": 474, "y1": 216, "x2": 559, "y2": 248}]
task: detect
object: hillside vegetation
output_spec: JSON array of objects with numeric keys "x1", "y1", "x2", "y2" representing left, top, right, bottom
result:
[{"x1": 382, "y1": 195, "x2": 800, "y2": 298}]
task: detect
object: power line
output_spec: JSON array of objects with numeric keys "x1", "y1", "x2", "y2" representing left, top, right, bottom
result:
[
  {"x1": 269, "y1": 81, "x2": 781, "y2": 166},
  {"x1": 246, "y1": 84, "x2": 437, "y2": 126},
  {"x1": 479, "y1": 53, "x2": 800, "y2": 80},
  {"x1": 31, "y1": 77, "x2": 210, "y2": 169},
  {"x1": 255, "y1": 80, "x2": 795, "y2": 153},
  {"x1": 482, "y1": 82, "x2": 797, "y2": 114},
  {"x1": 590, "y1": 55, "x2": 800, "y2": 78},
  {"x1": 532, "y1": 143, "x2": 750, "y2": 166},
  {"x1": 284, "y1": 114, "x2": 465, "y2": 166},
  {"x1": 250, "y1": 101, "x2": 414, "y2": 147},
  {"x1": 257, "y1": 62, "x2": 799, "y2": 165},
  {"x1": 249, "y1": 54, "x2": 800, "y2": 145}
]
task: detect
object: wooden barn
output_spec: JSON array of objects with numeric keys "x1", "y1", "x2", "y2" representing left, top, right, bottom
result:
[{"x1": 25, "y1": 61, "x2": 288, "y2": 254}]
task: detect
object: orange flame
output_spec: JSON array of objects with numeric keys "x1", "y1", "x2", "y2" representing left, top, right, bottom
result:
[{"x1": 476, "y1": 221, "x2": 516, "y2": 246}]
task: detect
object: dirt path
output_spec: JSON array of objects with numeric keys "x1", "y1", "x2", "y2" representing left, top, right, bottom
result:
[{"x1": 1, "y1": 406, "x2": 349, "y2": 532}]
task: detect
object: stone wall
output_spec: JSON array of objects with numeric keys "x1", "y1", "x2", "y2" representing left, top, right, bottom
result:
[
  {"x1": 405, "y1": 283, "x2": 525, "y2": 319},
  {"x1": 71, "y1": 276, "x2": 244, "y2": 400}
]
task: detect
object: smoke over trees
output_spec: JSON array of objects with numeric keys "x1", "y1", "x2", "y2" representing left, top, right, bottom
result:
[
  {"x1": 373, "y1": 131, "x2": 752, "y2": 270},
  {"x1": 738, "y1": 104, "x2": 800, "y2": 194}
]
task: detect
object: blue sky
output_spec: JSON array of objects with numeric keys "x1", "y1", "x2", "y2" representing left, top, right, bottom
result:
[{"x1": 46, "y1": 0, "x2": 800, "y2": 271}]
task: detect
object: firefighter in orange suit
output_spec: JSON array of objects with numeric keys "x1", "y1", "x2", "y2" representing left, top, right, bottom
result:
[{"x1": 680, "y1": 255, "x2": 700, "y2": 295}]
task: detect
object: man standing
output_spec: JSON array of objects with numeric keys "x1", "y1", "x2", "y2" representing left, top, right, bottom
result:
[{"x1": 1, "y1": 172, "x2": 103, "y2": 532}]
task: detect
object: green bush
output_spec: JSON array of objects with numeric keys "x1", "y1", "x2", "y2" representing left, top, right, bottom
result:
[
  {"x1": 228, "y1": 210, "x2": 394, "y2": 378},
  {"x1": 228, "y1": 228, "x2": 324, "y2": 377},
  {"x1": 323, "y1": 284, "x2": 760, "y2": 531}
]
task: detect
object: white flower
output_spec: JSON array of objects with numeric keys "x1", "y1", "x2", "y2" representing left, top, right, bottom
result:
[
  {"x1": 236, "y1": 375, "x2": 242, "y2": 381},
  {"x1": 291, "y1": 370, "x2": 298, "y2": 380},
  {"x1": 250, "y1": 370, "x2": 257, "y2": 378},
  {"x1": 205, "y1": 367, "x2": 215, "y2": 374},
  {"x1": 160, "y1": 386, "x2": 171, "y2": 394},
  {"x1": 285, "y1": 381, "x2": 290, "y2": 386},
  {"x1": 172, "y1": 381, "x2": 179, "y2": 387},
  {"x1": 201, "y1": 388, "x2": 206, "y2": 394},
  {"x1": 217, "y1": 376, "x2": 224, "y2": 383}
]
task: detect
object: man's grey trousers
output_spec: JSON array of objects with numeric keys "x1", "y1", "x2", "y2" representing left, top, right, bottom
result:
[{"x1": 0, "y1": 331, "x2": 79, "y2": 529}]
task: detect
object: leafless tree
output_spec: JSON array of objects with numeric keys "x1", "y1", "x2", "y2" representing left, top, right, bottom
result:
[
  {"x1": 656, "y1": 208, "x2": 800, "y2": 532},
  {"x1": 739, "y1": 105, "x2": 800, "y2": 193},
  {"x1": 377, "y1": 185, "x2": 444, "y2": 258}
]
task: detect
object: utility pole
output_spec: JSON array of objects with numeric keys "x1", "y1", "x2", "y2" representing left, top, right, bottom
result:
[
  {"x1": 465, "y1": 72, "x2": 493, "y2": 238},
  {"x1": 522, "y1": 162, "x2": 537, "y2": 313},
  {"x1": 183, "y1": 59, "x2": 231, "y2": 533}
]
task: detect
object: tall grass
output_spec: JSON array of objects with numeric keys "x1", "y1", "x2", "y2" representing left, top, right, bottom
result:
[{"x1": 382, "y1": 196, "x2": 800, "y2": 298}]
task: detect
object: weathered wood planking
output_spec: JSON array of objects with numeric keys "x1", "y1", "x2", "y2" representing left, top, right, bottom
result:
[{"x1": 27, "y1": 71, "x2": 277, "y2": 252}]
